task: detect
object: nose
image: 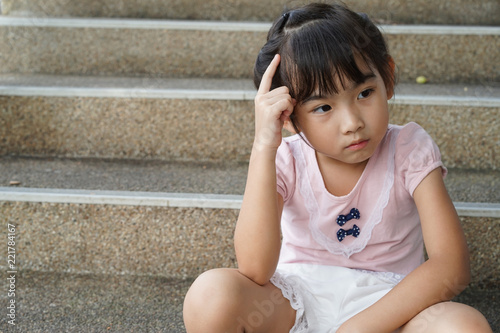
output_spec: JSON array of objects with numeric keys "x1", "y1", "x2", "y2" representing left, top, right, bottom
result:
[{"x1": 340, "y1": 104, "x2": 364, "y2": 134}]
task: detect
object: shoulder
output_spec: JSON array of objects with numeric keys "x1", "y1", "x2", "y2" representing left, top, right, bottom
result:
[
  {"x1": 276, "y1": 135, "x2": 302, "y2": 201},
  {"x1": 388, "y1": 122, "x2": 429, "y2": 143},
  {"x1": 277, "y1": 134, "x2": 302, "y2": 162},
  {"x1": 390, "y1": 122, "x2": 439, "y2": 158},
  {"x1": 390, "y1": 122, "x2": 447, "y2": 195}
]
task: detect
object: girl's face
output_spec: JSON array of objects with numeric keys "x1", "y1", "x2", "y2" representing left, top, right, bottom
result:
[{"x1": 292, "y1": 59, "x2": 392, "y2": 169}]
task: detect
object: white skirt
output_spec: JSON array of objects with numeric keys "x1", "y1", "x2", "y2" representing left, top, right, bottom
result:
[{"x1": 270, "y1": 263, "x2": 405, "y2": 333}]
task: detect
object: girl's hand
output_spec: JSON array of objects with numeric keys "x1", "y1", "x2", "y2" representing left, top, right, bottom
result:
[{"x1": 253, "y1": 54, "x2": 295, "y2": 151}]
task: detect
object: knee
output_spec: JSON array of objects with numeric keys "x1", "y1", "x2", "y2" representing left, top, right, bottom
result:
[
  {"x1": 183, "y1": 269, "x2": 245, "y2": 332},
  {"x1": 447, "y1": 304, "x2": 492, "y2": 333},
  {"x1": 409, "y1": 302, "x2": 492, "y2": 333}
]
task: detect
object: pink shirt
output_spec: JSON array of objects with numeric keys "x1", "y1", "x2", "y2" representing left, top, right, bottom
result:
[{"x1": 276, "y1": 122, "x2": 446, "y2": 275}]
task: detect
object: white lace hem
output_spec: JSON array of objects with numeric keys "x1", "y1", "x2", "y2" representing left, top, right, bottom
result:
[
  {"x1": 354, "y1": 269, "x2": 406, "y2": 285},
  {"x1": 270, "y1": 270, "x2": 309, "y2": 333}
]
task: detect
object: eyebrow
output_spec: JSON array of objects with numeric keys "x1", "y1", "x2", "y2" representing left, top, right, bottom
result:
[{"x1": 301, "y1": 72, "x2": 377, "y2": 104}]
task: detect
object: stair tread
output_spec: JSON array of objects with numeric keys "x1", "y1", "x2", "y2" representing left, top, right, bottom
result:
[
  {"x1": 6, "y1": 270, "x2": 189, "y2": 332},
  {"x1": 1, "y1": 156, "x2": 248, "y2": 195},
  {"x1": 2, "y1": 156, "x2": 499, "y2": 204},
  {"x1": 1, "y1": 74, "x2": 499, "y2": 103},
  {"x1": 2, "y1": 0, "x2": 499, "y2": 26},
  {"x1": 7, "y1": 270, "x2": 500, "y2": 332},
  {"x1": 1, "y1": 22, "x2": 498, "y2": 84}
]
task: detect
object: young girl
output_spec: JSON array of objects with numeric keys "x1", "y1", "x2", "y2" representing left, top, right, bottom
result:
[{"x1": 183, "y1": 3, "x2": 493, "y2": 332}]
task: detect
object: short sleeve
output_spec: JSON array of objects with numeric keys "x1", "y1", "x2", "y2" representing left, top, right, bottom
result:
[
  {"x1": 276, "y1": 137, "x2": 297, "y2": 202},
  {"x1": 395, "y1": 122, "x2": 447, "y2": 196}
]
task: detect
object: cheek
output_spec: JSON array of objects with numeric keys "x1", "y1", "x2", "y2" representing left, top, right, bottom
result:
[{"x1": 372, "y1": 104, "x2": 390, "y2": 136}]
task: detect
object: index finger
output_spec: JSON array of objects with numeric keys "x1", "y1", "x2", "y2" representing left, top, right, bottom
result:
[{"x1": 257, "y1": 54, "x2": 281, "y2": 95}]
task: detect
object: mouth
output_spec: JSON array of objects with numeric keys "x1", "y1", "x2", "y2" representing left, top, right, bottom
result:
[{"x1": 346, "y1": 139, "x2": 369, "y2": 151}]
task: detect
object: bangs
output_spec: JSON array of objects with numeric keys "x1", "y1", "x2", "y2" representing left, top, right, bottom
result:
[{"x1": 279, "y1": 20, "x2": 375, "y2": 103}]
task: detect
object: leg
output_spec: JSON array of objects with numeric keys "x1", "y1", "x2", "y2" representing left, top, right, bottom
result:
[
  {"x1": 183, "y1": 268, "x2": 296, "y2": 333},
  {"x1": 400, "y1": 301, "x2": 492, "y2": 333}
]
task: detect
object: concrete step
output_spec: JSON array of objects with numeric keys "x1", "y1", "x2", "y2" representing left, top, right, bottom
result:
[
  {"x1": 0, "y1": 156, "x2": 248, "y2": 195},
  {"x1": 1, "y1": 270, "x2": 189, "y2": 332},
  {"x1": 1, "y1": 156, "x2": 499, "y2": 204},
  {"x1": 0, "y1": 18, "x2": 499, "y2": 83},
  {"x1": 0, "y1": 189, "x2": 498, "y2": 288},
  {"x1": 0, "y1": 158, "x2": 499, "y2": 288},
  {"x1": 2, "y1": 0, "x2": 499, "y2": 26},
  {"x1": 1, "y1": 74, "x2": 499, "y2": 169},
  {"x1": 1, "y1": 271, "x2": 498, "y2": 332}
]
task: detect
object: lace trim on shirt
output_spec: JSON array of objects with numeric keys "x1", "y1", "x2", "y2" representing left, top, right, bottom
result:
[
  {"x1": 290, "y1": 131, "x2": 397, "y2": 258},
  {"x1": 270, "y1": 271, "x2": 309, "y2": 333}
]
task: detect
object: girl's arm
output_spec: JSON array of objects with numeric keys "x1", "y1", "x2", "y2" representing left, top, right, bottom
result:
[
  {"x1": 234, "y1": 54, "x2": 294, "y2": 285},
  {"x1": 338, "y1": 168, "x2": 471, "y2": 333}
]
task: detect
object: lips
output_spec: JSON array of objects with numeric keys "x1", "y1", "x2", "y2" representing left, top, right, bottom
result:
[{"x1": 346, "y1": 139, "x2": 369, "y2": 151}]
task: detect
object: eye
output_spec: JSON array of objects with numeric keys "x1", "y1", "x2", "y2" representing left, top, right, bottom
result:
[
  {"x1": 312, "y1": 104, "x2": 332, "y2": 114},
  {"x1": 358, "y1": 88, "x2": 374, "y2": 99}
]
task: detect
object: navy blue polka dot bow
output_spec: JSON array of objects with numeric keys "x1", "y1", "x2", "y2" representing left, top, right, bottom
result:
[
  {"x1": 336, "y1": 208, "x2": 361, "y2": 242},
  {"x1": 337, "y1": 224, "x2": 361, "y2": 242},
  {"x1": 336, "y1": 208, "x2": 360, "y2": 226}
]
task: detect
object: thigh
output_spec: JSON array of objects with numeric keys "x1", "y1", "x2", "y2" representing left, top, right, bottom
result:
[
  {"x1": 184, "y1": 268, "x2": 296, "y2": 333},
  {"x1": 400, "y1": 301, "x2": 492, "y2": 333}
]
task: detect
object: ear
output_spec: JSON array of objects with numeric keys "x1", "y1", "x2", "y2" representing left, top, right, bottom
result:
[
  {"x1": 283, "y1": 118, "x2": 298, "y2": 134},
  {"x1": 386, "y1": 56, "x2": 396, "y2": 100}
]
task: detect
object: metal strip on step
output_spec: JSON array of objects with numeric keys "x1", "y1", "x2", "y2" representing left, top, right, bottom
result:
[
  {"x1": 1, "y1": 187, "x2": 500, "y2": 217},
  {"x1": 0, "y1": 86, "x2": 257, "y2": 100},
  {"x1": 389, "y1": 95, "x2": 500, "y2": 108},
  {"x1": 0, "y1": 17, "x2": 271, "y2": 31},
  {"x1": 1, "y1": 86, "x2": 499, "y2": 108},
  {"x1": 453, "y1": 202, "x2": 500, "y2": 218},
  {"x1": 0, "y1": 17, "x2": 499, "y2": 35},
  {"x1": 0, "y1": 187, "x2": 243, "y2": 209}
]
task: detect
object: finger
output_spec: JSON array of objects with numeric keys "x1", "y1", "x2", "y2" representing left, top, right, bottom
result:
[
  {"x1": 263, "y1": 85, "x2": 289, "y2": 97},
  {"x1": 259, "y1": 89, "x2": 291, "y2": 106},
  {"x1": 269, "y1": 99, "x2": 294, "y2": 121},
  {"x1": 257, "y1": 54, "x2": 281, "y2": 95}
]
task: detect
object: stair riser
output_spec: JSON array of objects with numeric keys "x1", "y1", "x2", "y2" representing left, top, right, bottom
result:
[
  {"x1": 3, "y1": 0, "x2": 499, "y2": 25},
  {"x1": 0, "y1": 97, "x2": 254, "y2": 162},
  {"x1": 0, "y1": 201, "x2": 497, "y2": 289},
  {"x1": 1, "y1": 96, "x2": 498, "y2": 169},
  {"x1": 0, "y1": 201, "x2": 238, "y2": 280},
  {"x1": 0, "y1": 25, "x2": 498, "y2": 84}
]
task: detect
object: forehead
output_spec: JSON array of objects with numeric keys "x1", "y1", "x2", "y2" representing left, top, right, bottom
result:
[
  {"x1": 289, "y1": 53, "x2": 379, "y2": 102},
  {"x1": 333, "y1": 55, "x2": 377, "y2": 89},
  {"x1": 280, "y1": 28, "x2": 380, "y2": 103}
]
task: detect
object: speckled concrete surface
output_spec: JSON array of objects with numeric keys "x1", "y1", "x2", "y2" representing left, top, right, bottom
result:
[
  {"x1": 1, "y1": 95, "x2": 498, "y2": 169},
  {"x1": 0, "y1": 156, "x2": 499, "y2": 203},
  {"x1": 0, "y1": 202, "x2": 238, "y2": 280},
  {"x1": 461, "y1": 216, "x2": 500, "y2": 290},
  {"x1": 2, "y1": 0, "x2": 499, "y2": 25},
  {"x1": 0, "y1": 201, "x2": 497, "y2": 289},
  {"x1": 0, "y1": 271, "x2": 191, "y2": 332},
  {"x1": 0, "y1": 157, "x2": 249, "y2": 195},
  {"x1": 389, "y1": 104, "x2": 500, "y2": 170},
  {"x1": 0, "y1": 27, "x2": 262, "y2": 79},
  {"x1": 0, "y1": 25, "x2": 498, "y2": 84},
  {"x1": 0, "y1": 271, "x2": 498, "y2": 333},
  {"x1": 386, "y1": 33, "x2": 500, "y2": 84},
  {"x1": 0, "y1": 97, "x2": 255, "y2": 163}
]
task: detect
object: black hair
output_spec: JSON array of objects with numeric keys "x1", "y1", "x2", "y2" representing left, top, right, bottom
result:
[{"x1": 253, "y1": 2, "x2": 396, "y2": 132}]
